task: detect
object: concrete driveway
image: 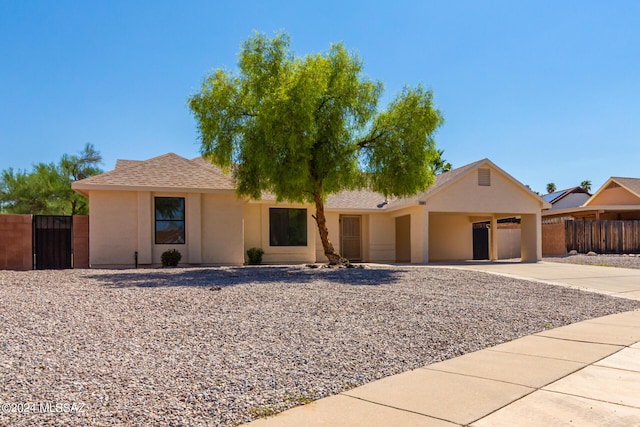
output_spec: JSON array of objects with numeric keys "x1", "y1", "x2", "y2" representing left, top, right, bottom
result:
[{"x1": 440, "y1": 261, "x2": 640, "y2": 301}]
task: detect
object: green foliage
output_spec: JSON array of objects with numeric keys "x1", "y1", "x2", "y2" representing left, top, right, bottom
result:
[
  {"x1": 0, "y1": 143, "x2": 102, "y2": 215},
  {"x1": 546, "y1": 182, "x2": 556, "y2": 194},
  {"x1": 160, "y1": 249, "x2": 182, "y2": 267},
  {"x1": 432, "y1": 149, "x2": 452, "y2": 174},
  {"x1": 580, "y1": 180, "x2": 592, "y2": 192},
  {"x1": 189, "y1": 32, "x2": 444, "y2": 263},
  {"x1": 246, "y1": 247, "x2": 264, "y2": 265}
]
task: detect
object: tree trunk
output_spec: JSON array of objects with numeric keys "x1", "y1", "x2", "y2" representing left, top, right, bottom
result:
[{"x1": 313, "y1": 192, "x2": 348, "y2": 265}]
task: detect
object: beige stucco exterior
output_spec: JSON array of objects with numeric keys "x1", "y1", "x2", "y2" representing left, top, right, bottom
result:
[
  {"x1": 586, "y1": 185, "x2": 640, "y2": 206},
  {"x1": 87, "y1": 190, "x2": 244, "y2": 267},
  {"x1": 244, "y1": 202, "x2": 317, "y2": 264},
  {"x1": 75, "y1": 155, "x2": 549, "y2": 267}
]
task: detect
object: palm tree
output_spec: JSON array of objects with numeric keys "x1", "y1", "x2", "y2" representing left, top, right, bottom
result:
[
  {"x1": 546, "y1": 182, "x2": 556, "y2": 193},
  {"x1": 580, "y1": 180, "x2": 592, "y2": 192}
]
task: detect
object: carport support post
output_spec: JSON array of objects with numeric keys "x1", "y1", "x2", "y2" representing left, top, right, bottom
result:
[
  {"x1": 422, "y1": 208, "x2": 429, "y2": 263},
  {"x1": 521, "y1": 212, "x2": 541, "y2": 262},
  {"x1": 490, "y1": 216, "x2": 498, "y2": 261}
]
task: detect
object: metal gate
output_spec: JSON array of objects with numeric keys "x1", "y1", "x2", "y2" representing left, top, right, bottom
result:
[
  {"x1": 33, "y1": 215, "x2": 73, "y2": 270},
  {"x1": 473, "y1": 223, "x2": 489, "y2": 260}
]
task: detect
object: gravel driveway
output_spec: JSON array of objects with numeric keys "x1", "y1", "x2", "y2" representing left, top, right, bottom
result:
[{"x1": 1, "y1": 266, "x2": 639, "y2": 426}]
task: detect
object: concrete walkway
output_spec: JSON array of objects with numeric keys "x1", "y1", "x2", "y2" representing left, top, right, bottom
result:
[
  {"x1": 447, "y1": 261, "x2": 640, "y2": 301},
  {"x1": 246, "y1": 263, "x2": 640, "y2": 426}
]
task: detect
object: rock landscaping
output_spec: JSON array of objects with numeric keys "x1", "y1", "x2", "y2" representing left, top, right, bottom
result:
[{"x1": 1, "y1": 266, "x2": 639, "y2": 426}]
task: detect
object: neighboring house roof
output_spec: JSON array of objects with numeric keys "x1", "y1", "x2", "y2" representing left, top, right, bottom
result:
[
  {"x1": 72, "y1": 153, "x2": 236, "y2": 196},
  {"x1": 614, "y1": 177, "x2": 640, "y2": 198},
  {"x1": 74, "y1": 154, "x2": 549, "y2": 211},
  {"x1": 542, "y1": 187, "x2": 591, "y2": 211},
  {"x1": 542, "y1": 177, "x2": 640, "y2": 217},
  {"x1": 542, "y1": 187, "x2": 590, "y2": 203}
]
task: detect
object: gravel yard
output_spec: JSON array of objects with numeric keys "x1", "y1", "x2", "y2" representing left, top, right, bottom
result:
[
  {"x1": 544, "y1": 254, "x2": 640, "y2": 270},
  {"x1": 1, "y1": 266, "x2": 639, "y2": 426}
]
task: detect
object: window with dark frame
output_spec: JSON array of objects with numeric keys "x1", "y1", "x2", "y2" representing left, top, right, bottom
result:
[
  {"x1": 269, "y1": 208, "x2": 307, "y2": 246},
  {"x1": 155, "y1": 197, "x2": 185, "y2": 244}
]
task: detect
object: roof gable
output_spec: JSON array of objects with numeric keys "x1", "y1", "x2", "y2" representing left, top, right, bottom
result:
[
  {"x1": 326, "y1": 158, "x2": 550, "y2": 212},
  {"x1": 585, "y1": 177, "x2": 640, "y2": 206}
]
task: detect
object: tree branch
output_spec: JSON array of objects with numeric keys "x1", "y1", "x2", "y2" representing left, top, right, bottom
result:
[{"x1": 356, "y1": 128, "x2": 386, "y2": 149}]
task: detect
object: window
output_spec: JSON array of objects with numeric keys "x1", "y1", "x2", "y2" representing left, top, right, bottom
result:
[
  {"x1": 269, "y1": 208, "x2": 307, "y2": 246},
  {"x1": 155, "y1": 197, "x2": 185, "y2": 244},
  {"x1": 478, "y1": 168, "x2": 491, "y2": 186}
]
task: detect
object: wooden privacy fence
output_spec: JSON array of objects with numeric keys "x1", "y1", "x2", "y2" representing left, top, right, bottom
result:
[{"x1": 565, "y1": 220, "x2": 640, "y2": 254}]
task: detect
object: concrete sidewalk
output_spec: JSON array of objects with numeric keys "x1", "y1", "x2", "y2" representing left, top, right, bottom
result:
[
  {"x1": 246, "y1": 263, "x2": 640, "y2": 426},
  {"x1": 247, "y1": 311, "x2": 640, "y2": 426}
]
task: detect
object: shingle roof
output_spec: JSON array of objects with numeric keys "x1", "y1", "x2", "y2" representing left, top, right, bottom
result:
[
  {"x1": 74, "y1": 154, "x2": 546, "y2": 211},
  {"x1": 326, "y1": 159, "x2": 486, "y2": 211},
  {"x1": 115, "y1": 159, "x2": 142, "y2": 169},
  {"x1": 612, "y1": 177, "x2": 640, "y2": 198},
  {"x1": 73, "y1": 153, "x2": 235, "y2": 192},
  {"x1": 326, "y1": 189, "x2": 390, "y2": 210}
]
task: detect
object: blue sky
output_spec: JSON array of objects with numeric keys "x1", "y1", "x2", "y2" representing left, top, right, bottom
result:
[{"x1": 1, "y1": 0, "x2": 638, "y2": 194}]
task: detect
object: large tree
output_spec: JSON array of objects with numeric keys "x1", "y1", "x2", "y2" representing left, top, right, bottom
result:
[
  {"x1": 0, "y1": 143, "x2": 102, "y2": 215},
  {"x1": 189, "y1": 33, "x2": 443, "y2": 264}
]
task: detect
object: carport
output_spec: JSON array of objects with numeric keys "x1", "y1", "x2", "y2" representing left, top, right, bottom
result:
[{"x1": 390, "y1": 159, "x2": 550, "y2": 264}]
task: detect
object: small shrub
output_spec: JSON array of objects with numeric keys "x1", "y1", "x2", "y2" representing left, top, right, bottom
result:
[
  {"x1": 246, "y1": 247, "x2": 264, "y2": 265},
  {"x1": 161, "y1": 249, "x2": 182, "y2": 267}
]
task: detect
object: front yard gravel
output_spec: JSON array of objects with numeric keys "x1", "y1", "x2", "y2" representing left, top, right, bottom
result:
[{"x1": 1, "y1": 265, "x2": 639, "y2": 426}]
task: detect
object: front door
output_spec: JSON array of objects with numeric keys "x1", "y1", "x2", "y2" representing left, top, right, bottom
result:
[{"x1": 341, "y1": 215, "x2": 362, "y2": 261}]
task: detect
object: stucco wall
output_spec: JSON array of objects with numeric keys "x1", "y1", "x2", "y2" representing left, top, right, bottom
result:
[
  {"x1": 89, "y1": 191, "x2": 138, "y2": 267},
  {"x1": 589, "y1": 186, "x2": 640, "y2": 206},
  {"x1": 427, "y1": 166, "x2": 541, "y2": 214},
  {"x1": 368, "y1": 213, "x2": 395, "y2": 262},
  {"x1": 244, "y1": 203, "x2": 262, "y2": 261},
  {"x1": 243, "y1": 203, "x2": 316, "y2": 264},
  {"x1": 521, "y1": 212, "x2": 541, "y2": 262},
  {"x1": 201, "y1": 193, "x2": 244, "y2": 265},
  {"x1": 428, "y1": 214, "x2": 472, "y2": 261},
  {"x1": 0, "y1": 214, "x2": 33, "y2": 271},
  {"x1": 497, "y1": 227, "x2": 521, "y2": 259}
]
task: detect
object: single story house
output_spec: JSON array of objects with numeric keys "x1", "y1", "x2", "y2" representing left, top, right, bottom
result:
[
  {"x1": 542, "y1": 177, "x2": 640, "y2": 221},
  {"x1": 72, "y1": 154, "x2": 550, "y2": 267}
]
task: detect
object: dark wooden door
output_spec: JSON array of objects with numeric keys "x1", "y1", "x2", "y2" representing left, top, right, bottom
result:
[
  {"x1": 473, "y1": 223, "x2": 489, "y2": 260},
  {"x1": 33, "y1": 216, "x2": 73, "y2": 269},
  {"x1": 341, "y1": 215, "x2": 362, "y2": 261}
]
